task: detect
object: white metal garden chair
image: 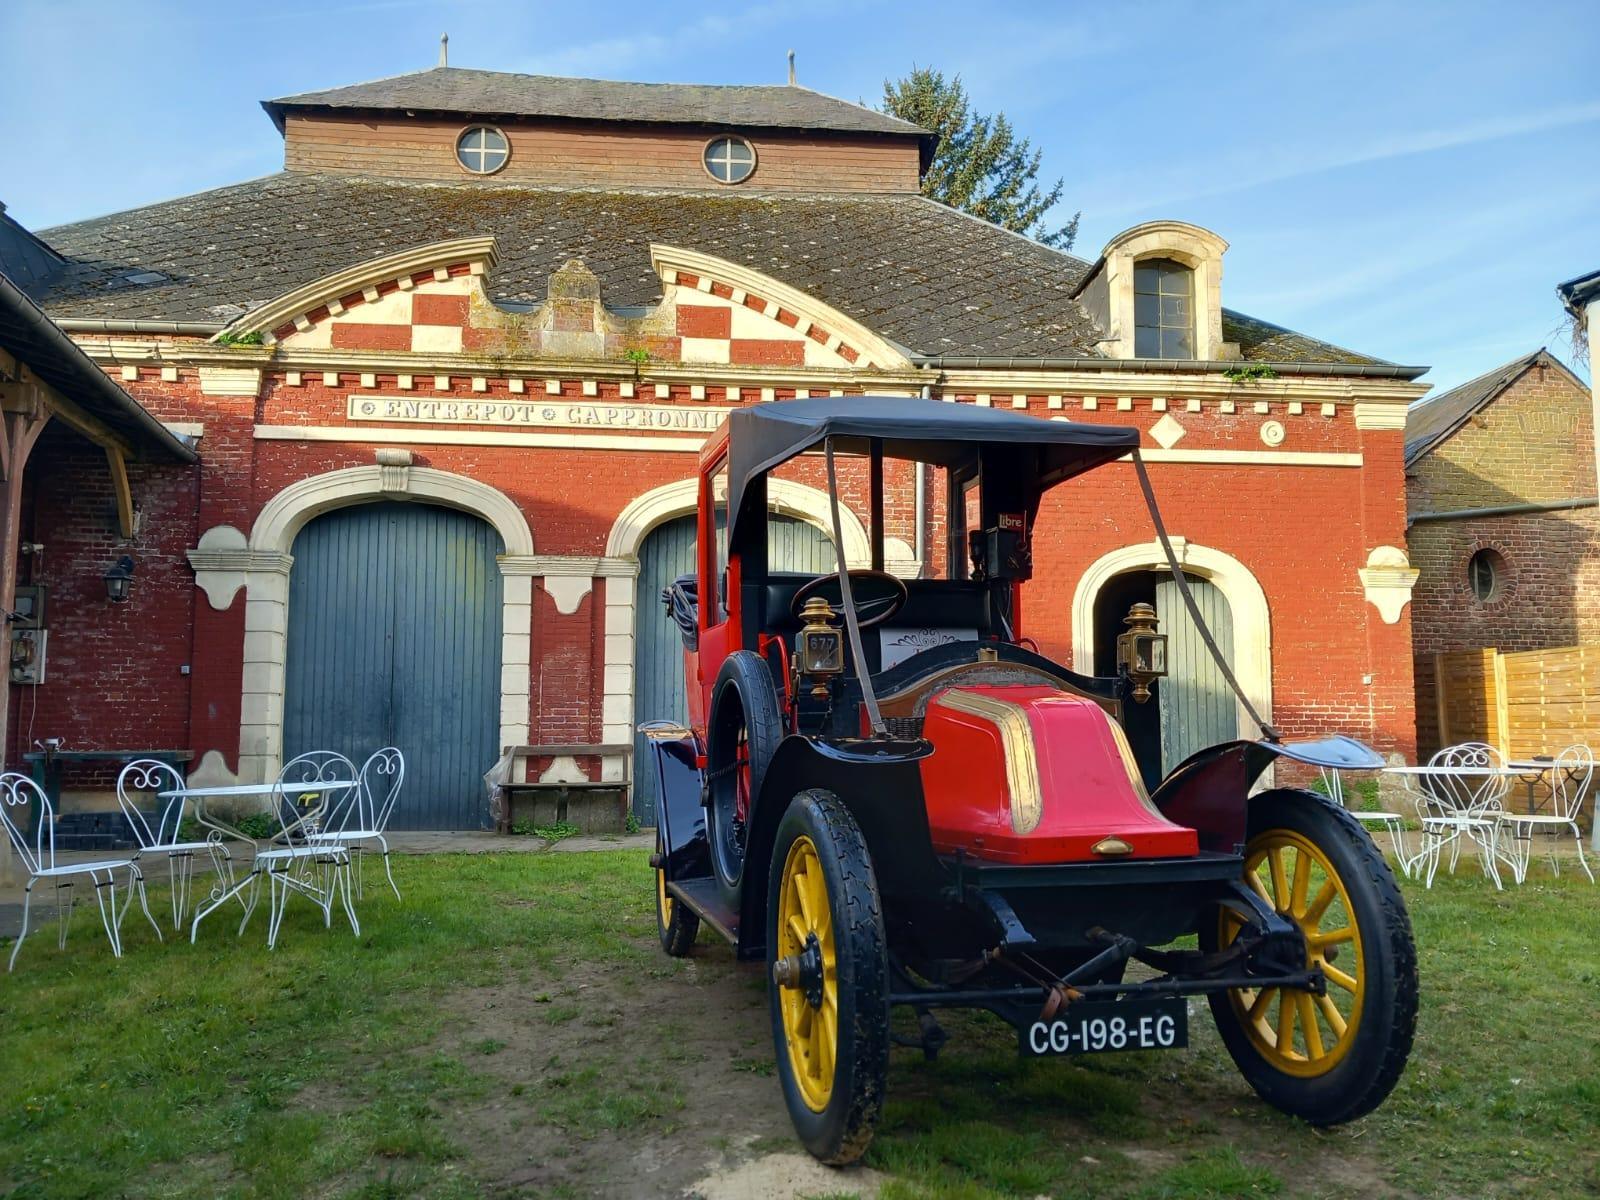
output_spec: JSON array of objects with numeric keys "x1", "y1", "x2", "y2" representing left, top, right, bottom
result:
[
  {"x1": 1497, "y1": 744, "x2": 1596, "y2": 884},
  {"x1": 1412, "y1": 742, "x2": 1511, "y2": 888},
  {"x1": 306, "y1": 746, "x2": 405, "y2": 901},
  {"x1": 116, "y1": 759, "x2": 236, "y2": 931},
  {"x1": 0, "y1": 772, "x2": 161, "y2": 972},
  {"x1": 236, "y1": 752, "x2": 361, "y2": 949}
]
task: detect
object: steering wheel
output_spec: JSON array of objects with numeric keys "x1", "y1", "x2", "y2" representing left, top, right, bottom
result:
[{"x1": 790, "y1": 570, "x2": 909, "y2": 630}]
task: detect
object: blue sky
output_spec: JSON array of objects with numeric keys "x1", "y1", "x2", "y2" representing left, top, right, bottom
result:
[{"x1": 1, "y1": 0, "x2": 1594, "y2": 394}]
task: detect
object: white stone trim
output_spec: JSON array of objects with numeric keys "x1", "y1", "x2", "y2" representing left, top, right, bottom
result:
[
  {"x1": 1358, "y1": 546, "x2": 1419, "y2": 624},
  {"x1": 254, "y1": 424, "x2": 706, "y2": 453},
  {"x1": 197, "y1": 366, "x2": 263, "y2": 397},
  {"x1": 649, "y1": 243, "x2": 913, "y2": 370},
  {"x1": 221, "y1": 236, "x2": 498, "y2": 344},
  {"x1": 1352, "y1": 402, "x2": 1409, "y2": 430},
  {"x1": 231, "y1": 465, "x2": 534, "y2": 782},
  {"x1": 1071, "y1": 538, "x2": 1272, "y2": 739}
]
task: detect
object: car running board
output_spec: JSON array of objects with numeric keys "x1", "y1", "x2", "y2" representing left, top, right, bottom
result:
[{"x1": 667, "y1": 877, "x2": 741, "y2": 945}]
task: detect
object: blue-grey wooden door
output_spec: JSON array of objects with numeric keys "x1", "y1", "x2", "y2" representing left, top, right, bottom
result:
[
  {"x1": 284, "y1": 501, "x2": 504, "y2": 830},
  {"x1": 631, "y1": 512, "x2": 834, "y2": 822},
  {"x1": 1154, "y1": 574, "x2": 1236, "y2": 776}
]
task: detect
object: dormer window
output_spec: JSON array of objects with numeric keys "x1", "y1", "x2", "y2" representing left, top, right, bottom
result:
[
  {"x1": 1134, "y1": 258, "x2": 1194, "y2": 359},
  {"x1": 703, "y1": 136, "x2": 757, "y2": 184},
  {"x1": 456, "y1": 126, "x2": 509, "y2": 175},
  {"x1": 1074, "y1": 221, "x2": 1233, "y2": 362}
]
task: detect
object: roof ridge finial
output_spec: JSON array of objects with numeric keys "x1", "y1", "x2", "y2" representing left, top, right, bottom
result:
[
  {"x1": 439, "y1": 32, "x2": 448, "y2": 68},
  {"x1": 787, "y1": 49, "x2": 796, "y2": 86}
]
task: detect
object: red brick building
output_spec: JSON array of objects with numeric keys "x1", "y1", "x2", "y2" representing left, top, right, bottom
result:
[
  {"x1": 1404, "y1": 348, "x2": 1597, "y2": 751},
  {"x1": 5, "y1": 65, "x2": 1428, "y2": 826}
]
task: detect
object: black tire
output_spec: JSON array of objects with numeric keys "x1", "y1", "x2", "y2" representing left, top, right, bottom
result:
[
  {"x1": 766, "y1": 789, "x2": 889, "y2": 1165},
  {"x1": 655, "y1": 832, "x2": 700, "y2": 957},
  {"x1": 707, "y1": 650, "x2": 783, "y2": 905},
  {"x1": 1203, "y1": 788, "x2": 1418, "y2": 1126}
]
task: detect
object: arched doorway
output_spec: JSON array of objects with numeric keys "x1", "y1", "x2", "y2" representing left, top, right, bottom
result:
[
  {"x1": 631, "y1": 511, "x2": 834, "y2": 820},
  {"x1": 1074, "y1": 539, "x2": 1271, "y2": 788},
  {"x1": 283, "y1": 501, "x2": 504, "y2": 829},
  {"x1": 1093, "y1": 569, "x2": 1235, "y2": 784}
]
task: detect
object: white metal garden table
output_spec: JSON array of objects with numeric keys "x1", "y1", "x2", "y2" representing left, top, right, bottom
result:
[
  {"x1": 1381, "y1": 764, "x2": 1528, "y2": 888},
  {"x1": 166, "y1": 779, "x2": 355, "y2": 942}
]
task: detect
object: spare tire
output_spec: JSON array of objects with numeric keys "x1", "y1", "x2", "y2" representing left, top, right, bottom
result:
[{"x1": 707, "y1": 650, "x2": 784, "y2": 906}]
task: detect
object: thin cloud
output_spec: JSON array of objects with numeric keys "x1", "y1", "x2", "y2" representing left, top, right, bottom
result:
[
  {"x1": 1084, "y1": 98, "x2": 1600, "y2": 218},
  {"x1": 518, "y1": 5, "x2": 802, "y2": 80}
]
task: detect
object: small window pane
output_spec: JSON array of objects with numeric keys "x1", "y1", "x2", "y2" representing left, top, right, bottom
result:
[
  {"x1": 704, "y1": 137, "x2": 756, "y2": 184},
  {"x1": 1132, "y1": 257, "x2": 1195, "y2": 359},
  {"x1": 456, "y1": 125, "x2": 510, "y2": 174}
]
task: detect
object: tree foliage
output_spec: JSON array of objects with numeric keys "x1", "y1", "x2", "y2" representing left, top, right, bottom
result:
[{"x1": 881, "y1": 66, "x2": 1079, "y2": 250}]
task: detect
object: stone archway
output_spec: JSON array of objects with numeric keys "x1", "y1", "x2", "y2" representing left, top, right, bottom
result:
[
  {"x1": 1071, "y1": 537, "x2": 1273, "y2": 737},
  {"x1": 596, "y1": 477, "x2": 870, "y2": 750},
  {"x1": 189, "y1": 463, "x2": 535, "y2": 785}
]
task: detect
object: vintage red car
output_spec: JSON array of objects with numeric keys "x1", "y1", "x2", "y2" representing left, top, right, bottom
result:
[{"x1": 645, "y1": 396, "x2": 1417, "y2": 1163}]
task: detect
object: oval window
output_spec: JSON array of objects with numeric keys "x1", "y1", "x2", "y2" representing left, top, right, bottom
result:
[
  {"x1": 456, "y1": 126, "x2": 510, "y2": 175},
  {"x1": 703, "y1": 136, "x2": 757, "y2": 185},
  {"x1": 1467, "y1": 548, "x2": 1506, "y2": 602}
]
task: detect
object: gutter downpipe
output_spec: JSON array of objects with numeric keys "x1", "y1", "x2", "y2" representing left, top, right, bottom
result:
[
  {"x1": 910, "y1": 354, "x2": 1429, "y2": 381},
  {"x1": 915, "y1": 383, "x2": 932, "y2": 576},
  {"x1": 1408, "y1": 496, "x2": 1598, "y2": 526}
]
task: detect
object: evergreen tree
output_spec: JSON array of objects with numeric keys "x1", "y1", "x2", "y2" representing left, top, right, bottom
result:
[{"x1": 881, "y1": 66, "x2": 1079, "y2": 250}]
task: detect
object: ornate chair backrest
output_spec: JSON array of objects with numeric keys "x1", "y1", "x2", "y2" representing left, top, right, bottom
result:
[
  {"x1": 1428, "y1": 742, "x2": 1508, "y2": 815},
  {"x1": 274, "y1": 751, "x2": 357, "y2": 840},
  {"x1": 352, "y1": 747, "x2": 406, "y2": 834},
  {"x1": 115, "y1": 759, "x2": 188, "y2": 848},
  {"x1": 0, "y1": 773, "x2": 53, "y2": 876},
  {"x1": 1551, "y1": 744, "x2": 1595, "y2": 821}
]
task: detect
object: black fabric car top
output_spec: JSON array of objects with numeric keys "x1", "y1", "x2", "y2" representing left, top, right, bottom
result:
[{"x1": 724, "y1": 395, "x2": 1139, "y2": 550}]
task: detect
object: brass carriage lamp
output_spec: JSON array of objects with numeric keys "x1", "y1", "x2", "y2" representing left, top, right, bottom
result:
[
  {"x1": 1116, "y1": 602, "x2": 1167, "y2": 703},
  {"x1": 795, "y1": 595, "x2": 844, "y2": 699}
]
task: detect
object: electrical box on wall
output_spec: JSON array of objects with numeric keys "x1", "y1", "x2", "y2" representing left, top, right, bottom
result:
[{"x1": 11, "y1": 628, "x2": 46, "y2": 685}]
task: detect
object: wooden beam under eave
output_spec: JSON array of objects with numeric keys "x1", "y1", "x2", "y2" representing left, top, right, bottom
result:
[
  {"x1": 105, "y1": 444, "x2": 135, "y2": 539},
  {"x1": 40, "y1": 387, "x2": 136, "y2": 458}
]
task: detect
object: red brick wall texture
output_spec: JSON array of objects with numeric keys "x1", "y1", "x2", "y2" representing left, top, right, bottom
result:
[
  {"x1": 1408, "y1": 361, "x2": 1600, "y2": 659},
  {"x1": 17, "y1": 360, "x2": 1418, "y2": 787}
]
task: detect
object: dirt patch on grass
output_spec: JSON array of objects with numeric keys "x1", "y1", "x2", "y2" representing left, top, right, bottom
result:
[{"x1": 404, "y1": 940, "x2": 806, "y2": 1197}]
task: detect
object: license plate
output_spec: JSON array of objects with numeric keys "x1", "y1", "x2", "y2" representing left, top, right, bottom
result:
[{"x1": 1019, "y1": 997, "x2": 1188, "y2": 1056}]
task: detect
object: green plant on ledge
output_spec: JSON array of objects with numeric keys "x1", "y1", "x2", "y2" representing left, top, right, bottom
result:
[
  {"x1": 213, "y1": 330, "x2": 264, "y2": 347},
  {"x1": 1223, "y1": 363, "x2": 1278, "y2": 384},
  {"x1": 622, "y1": 347, "x2": 651, "y2": 368}
]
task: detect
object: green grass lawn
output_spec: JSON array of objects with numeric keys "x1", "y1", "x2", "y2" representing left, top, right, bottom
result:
[{"x1": 1, "y1": 852, "x2": 1597, "y2": 1199}]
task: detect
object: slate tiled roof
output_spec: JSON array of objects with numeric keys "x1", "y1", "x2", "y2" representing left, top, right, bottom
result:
[
  {"x1": 265, "y1": 67, "x2": 928, "y2": 140},
  {"x1": 1403, "y1": 349, "x2": 1580, "y2": 465},
  {"x1": 35, "y1": 172, "x2": 1384, "y2": 364}
]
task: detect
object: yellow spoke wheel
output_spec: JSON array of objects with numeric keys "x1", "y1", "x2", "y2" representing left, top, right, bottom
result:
[
  {"x1": 766, "y1": 789, "x2": 888, "y2": 1165},
  {"x1": 1204, "y1": 789, "x2": 1417, "y2": 1127},
  {"x1": 654, "y1": 832, "x2": 698, "y2": 957},
  {"x1": 776, "y1": 834, "x2": 839, "y2": 1111},
  {"x1": 1224, "y1": 829, "x2": 1365, "y2": 1076}
]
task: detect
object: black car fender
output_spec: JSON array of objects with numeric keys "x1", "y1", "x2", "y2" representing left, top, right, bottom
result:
[
  {"x1": 1151, "y1": 735, "x2": 1386, "y2": 853},
  {"x1": 737, "y1": 734, "x2": 944, "y2": 959}
]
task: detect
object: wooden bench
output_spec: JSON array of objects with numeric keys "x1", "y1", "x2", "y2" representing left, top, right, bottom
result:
[{"x1": 494, "y1": 744, "x2": 633, "y2": 834}]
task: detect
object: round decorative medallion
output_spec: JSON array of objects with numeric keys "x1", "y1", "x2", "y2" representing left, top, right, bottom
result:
[{"x1": 1260, "y1": 420, "x2": 1286, "y2": 447}]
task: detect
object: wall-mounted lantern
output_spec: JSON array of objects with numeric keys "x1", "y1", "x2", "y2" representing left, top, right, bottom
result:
[
  {"x1": 104, "y1": 555, "x2": 136, "y2": 604},
  {"x1": 1116, "y1": 601, "x2": 1168, "y2": 703}
]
